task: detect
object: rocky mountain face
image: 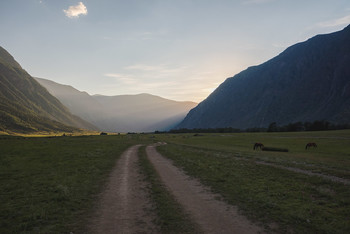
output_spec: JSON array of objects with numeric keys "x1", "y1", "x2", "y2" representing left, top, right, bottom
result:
[
  {"x1": 177, "y1": 25, "x2": 350, "y2": 129},
  {"x1": 0, "y1": 46, "x2": 97, "y2": 133},
  {"x1": 36, "y1": 78, "x2": 197, "y2": 132}
]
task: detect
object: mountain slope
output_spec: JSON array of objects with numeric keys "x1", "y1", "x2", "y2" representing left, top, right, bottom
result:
[
  {"x1": 177, "y1": 25, "x2": 350, "y2": 129},
  {"x1": 35, "y1": 78, "x2": 197, "y2": 132},
  {"x1": 35, "y1": 77, "x2": 105, "y2": 126},
  {"x1": 0, "y1": 46, "x2": 97, "y2": 133}
]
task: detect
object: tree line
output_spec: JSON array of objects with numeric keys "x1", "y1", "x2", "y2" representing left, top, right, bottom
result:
[
  {"x1": 159, "y1": 120, "x2": 350, "y2": 134},
  {"x1": 266, "y1": 120, "x2": 350, "y2": 132}
]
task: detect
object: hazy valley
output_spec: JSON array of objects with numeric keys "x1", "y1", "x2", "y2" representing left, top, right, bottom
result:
[
  {"x1": 1, "y1": 26, "x2": 350, "y2": 134},
  {"x1": 36, "y1": 78, "x2": 197, "y2": 132}
]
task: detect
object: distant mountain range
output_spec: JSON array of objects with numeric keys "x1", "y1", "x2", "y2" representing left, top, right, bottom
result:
[
  {"x1": 0, "y1": 46, "x2": 97, "y2": 134},
  {"x1": 36, "y1": 78, "x2": 197, "y2": 132},
  {"x1": 177, "y1": 25, "x2": 350, "y2": 129}
]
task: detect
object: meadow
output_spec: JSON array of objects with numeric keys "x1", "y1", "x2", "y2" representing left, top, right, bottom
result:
[
  {"x1": 155, "y1": 130, "x2": 350, "y2": 233},
  {"x1": 0, "y1": 130, "x2": 349, "y2": 233},
  {"x1": 0, "y1": 134, "x2": 153, "y2": 233}
]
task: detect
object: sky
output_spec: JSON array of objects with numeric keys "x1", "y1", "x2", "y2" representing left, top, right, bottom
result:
[{"x1": 1, "y1": 0, "x2": 350, "y2": 102}]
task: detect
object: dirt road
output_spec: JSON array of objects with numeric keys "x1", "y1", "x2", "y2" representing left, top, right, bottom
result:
[
  {"x1": 146, "y1": 143, "x2": 263, "y2": 234},
  {"x1": 88, "y1": 143, "x2": 264, "y2": 233},
  {"x1": 88, "y1": 145, "x2": 159, "y2": 234}
]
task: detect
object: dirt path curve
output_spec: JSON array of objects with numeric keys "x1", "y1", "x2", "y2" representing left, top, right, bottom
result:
[
  {"x1": 88, "y1": 145, "x2": 159, "y2": 234},
  {"x1": 146, "y1": 143, "x2": 264, "y2": 234}
]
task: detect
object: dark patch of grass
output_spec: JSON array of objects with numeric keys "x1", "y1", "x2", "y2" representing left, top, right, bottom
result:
[
  {"x1": 262, "y1": 147, "x2": 289, "y2": 152},
  {"x1": 0, "y1": 135, "x2": 152, "y2": 233},
  {"x1": 138, "y1": 146, "x2": 199, "y2": 233},
  {"x1": 158, "y1": 144, "x2": 350, "y2": 233}
]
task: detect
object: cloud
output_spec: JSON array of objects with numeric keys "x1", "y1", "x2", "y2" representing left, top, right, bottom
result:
[
  {"x1": 318, "y1": 14, "x2": 350, "y2": 28},
  {"x1": 63, "y1": 2, "x2": 87, "y2": 18},
  {"x1": 104, "y1": 73, "x2": 124, "y2": 78},
  {"x1": 104, "y1": 73, "x2": 138, "y2": 85},
  {"x1": 102, "y1": 69, "x2": 220, "y2": 102},
  {"x1": 125, "y1": 64, "x2": 187, "y2": 75},
  {"x1": 102, "y1": 63, "x2": 226, "y2": 102}
]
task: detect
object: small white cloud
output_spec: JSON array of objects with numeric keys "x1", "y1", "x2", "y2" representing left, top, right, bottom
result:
[
  {"x1": 104, "y1": 73, "x2": 123, "y2": 78},
  {"x1": 318, "y1": 14, "x2": 350, "y2": 28},
  {"x1": 63, "y1": 2, "x2": 87, "y2": 18}
]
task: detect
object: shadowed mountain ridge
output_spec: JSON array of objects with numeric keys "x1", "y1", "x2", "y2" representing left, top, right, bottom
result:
[{"x1": 177, "y1": 25, "x2": 350, "y2": 129}]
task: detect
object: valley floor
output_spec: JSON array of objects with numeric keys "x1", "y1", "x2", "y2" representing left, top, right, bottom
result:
[{"x1": 1, "y1": 130, "x2": 349, "y2": 233}]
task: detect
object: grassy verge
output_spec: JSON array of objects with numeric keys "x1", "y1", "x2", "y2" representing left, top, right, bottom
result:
[
  {"x1": 0, "y1": 135, "x2": 151, "y2": 233},
  {"x1": 138, "y1": 146, "x2": 199, "y2": 233},
  {"x1": 157, "y1": 144, "x2": 350, "y2": 233}
]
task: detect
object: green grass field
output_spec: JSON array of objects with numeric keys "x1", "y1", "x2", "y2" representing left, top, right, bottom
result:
[
  {"x1": 1, "y1": 130, "x2": 349, "y2": 233},
  {"x1": 0, "y1": 134, "x2": 153, "y2": 233},
  {"x1": 155, "y1": 130, "x2": 350, "y2": 233}
]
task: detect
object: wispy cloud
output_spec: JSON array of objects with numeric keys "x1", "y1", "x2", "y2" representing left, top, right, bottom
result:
[
  {"x1": 317, "y1": 14, "x2": 350, "y2": 28},
  {"x1": 104, "y1": 73, "x2": 124, "y2": 78},
  {"x1": 104, "y1": 73, "x2": 137, "y2": 85},
  {"x1": 101, "y1": 62, "x2": 228, "y2": 102},
  {"x1": 125, "y1": 64, "x2": 187, "y2": 74},
  {"x1": 63, "y1": 2, "x2": 87, "y2": 18}
]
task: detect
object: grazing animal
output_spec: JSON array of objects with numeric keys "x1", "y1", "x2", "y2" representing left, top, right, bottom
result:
[
  {"x1": 305, "y1": 142, "x2": 317, "y2": 150},
  {"x1": 253, "y1": 143, "x2": 264, "y2": 150}
]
